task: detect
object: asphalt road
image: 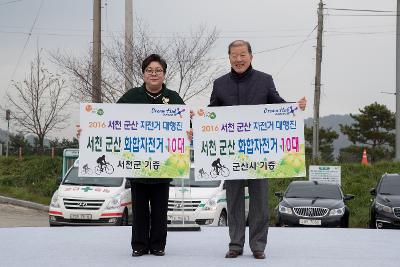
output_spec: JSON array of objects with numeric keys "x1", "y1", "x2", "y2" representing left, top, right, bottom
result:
[{"x1": 0, "y1": 203, "x2": 49, "y2": 227}]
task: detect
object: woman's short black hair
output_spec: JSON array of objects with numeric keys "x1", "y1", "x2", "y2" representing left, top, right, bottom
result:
[{"x1": 141, "y1": 54, "x2": 167, "y2": 74}]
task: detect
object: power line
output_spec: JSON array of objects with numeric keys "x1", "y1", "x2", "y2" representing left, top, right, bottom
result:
[
  {"x1": 276, "y1": 25, "x2": 318, "y2": 76},
  {"x1": 325, "y1": 30, "x2": 395, "y2": 35},
  {"x1": 324, "y1": 7, "x2": 396, "y2": 13},
  {"x1": 0, "y1": 30, "x2": 92, "y2": 37},
  {"x1": 0, "y1": 0, "x2": 22, "y2": 6},
  {"x1": 8, "y1": 0, "x2": 44, "y2": 86},
  {"x1": 327, "y1": 14, "x2": 399, "y2": 17},
  {"x1": 253, "y1": 38, "x2": 315, "y2": 55},
  {"x1": 326, "y1": 24, "x2": 395, "y2": 30},
  {"x1": 0, "y1": 29, "x2": 323, "y2": 39},
  {"x1": 2, "y1": 23, "x2": 394, "y2": 33}
]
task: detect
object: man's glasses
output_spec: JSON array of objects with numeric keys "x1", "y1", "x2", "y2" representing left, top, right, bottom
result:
[{"x1": 145, "y1": 68, "x2": 164, "y2": 75}]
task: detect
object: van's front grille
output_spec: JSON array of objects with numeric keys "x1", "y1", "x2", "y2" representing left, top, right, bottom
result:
[
  {"x1": 63, "y1": 198, "x2": 104, "y2": 210},
  {"x1": 168, "y1": 200, "x2": 201, "y2": 211}
]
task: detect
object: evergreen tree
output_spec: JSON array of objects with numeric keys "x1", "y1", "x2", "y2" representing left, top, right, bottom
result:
[
  {"x1": 304, "y1": 126, "x2": 339, "y2": 162},
  {"x1": 340, "y1": 102, "x2": 395, "y2": 162}
]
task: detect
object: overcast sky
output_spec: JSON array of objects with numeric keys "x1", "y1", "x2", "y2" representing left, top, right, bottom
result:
[{"x1": 0, "y1": 0, "x2": 397, "y2": 140}]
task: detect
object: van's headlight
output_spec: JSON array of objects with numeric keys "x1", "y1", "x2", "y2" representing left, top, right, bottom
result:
[
  {"x1": 203, "y1": 197, "x2": 218, "y2": 211},
  {"x1": 50, "y1": 191, "x2": 60, "y2": 208},
  {"x1": 278, "y1": 204, "x2": 292, "y2": 215},
  {"x1": 106, "y1": 194, "x2": 122, "y2": 210},
  {"x1": 329, "y1": 207, "x2": 345, "y2": 216},
  {"x1": 375, "y1": 201, "x2": 392, "y2": 213}
]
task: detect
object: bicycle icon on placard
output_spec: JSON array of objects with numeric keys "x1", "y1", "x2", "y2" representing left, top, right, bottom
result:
[
  {"x1": 210, "y1": 165, "x2": 230, "y2": 178},
  {"x1": 198, "y1": 168, "x2": 209, "y2": 179},
  {"x1": 209, "y1": 158, "x2": 230, "y2": 178},
  {"x1": 95, "y1": 155, "x2": 114, "y2": 175},
  {"x1": 81, "y1": 164, "x2": 92, "y2": 175}
]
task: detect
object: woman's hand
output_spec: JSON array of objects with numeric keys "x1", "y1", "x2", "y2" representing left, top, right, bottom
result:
[{"x1": 76, "y1": 124, "x2": 82, "y2": 140}]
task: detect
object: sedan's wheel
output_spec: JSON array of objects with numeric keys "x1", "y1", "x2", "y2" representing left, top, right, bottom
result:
[
  {"x1": 368, "y1": 220, "x2": 376, "y2": 229},
  {"x1": 340, "y1": 218, "x2": 349, "y2": 228},
  {"x1": 218, "y1": 210, "x2": 228, "y2": 226}
]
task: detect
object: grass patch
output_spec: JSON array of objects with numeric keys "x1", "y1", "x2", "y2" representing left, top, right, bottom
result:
[
  {"x1": 0, "y1": 156, "x2": 61, "y2": 206},
  {"x1": 1, "y1": 156, "x2": 400, "y2": 228},
  {"x1": 0, "y1": 186, "x2": 51, "y2": 205}
]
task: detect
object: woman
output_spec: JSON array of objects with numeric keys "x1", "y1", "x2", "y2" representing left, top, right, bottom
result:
[{"x1": 117, "y1": 54, "x2": 185, "y2": 257}]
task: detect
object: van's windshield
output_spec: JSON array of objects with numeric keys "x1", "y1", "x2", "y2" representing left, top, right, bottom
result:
[
  {"x1": 62, "y1": 167, "x2": 123, "y2": 187},
  {"x1": 170, "y1": 168, "x2": 221, "y2": 188}
]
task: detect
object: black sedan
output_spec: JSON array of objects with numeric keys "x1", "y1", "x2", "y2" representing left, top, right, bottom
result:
[
  {"x1": 275, "y1": 181, "x2": 354, "y2": 227},
  {"x1": 369, "y1": 173, "x2": 400, "y2": 229}
]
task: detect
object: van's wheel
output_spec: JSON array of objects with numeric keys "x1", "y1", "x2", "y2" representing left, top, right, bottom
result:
[
  {"x1": 218, "y1": 210, "x2": 228, "y2": 226},
  {"x1": 340, "y1": 217, "x2": 349, "y2": 228},
  {"x1": 117, "y1": 209, "x2": 129, "y2": 226}
]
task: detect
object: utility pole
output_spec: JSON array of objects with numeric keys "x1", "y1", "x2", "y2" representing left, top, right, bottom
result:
[
  {"x1": 125, "y1": 0, "x2": 134, "y2": 91},
  {"x1": 396, "y1": 0, "x2": 400, "y2": 161},
  {"x1": 312, "y1": 0, "x2": 324, "y2": 163},
  {"x1": 92, "y1": 0, "x2": 102, "y2": 103},
  {"x1": 5, "y1": 109, "x2": 10, "y2": 157}
]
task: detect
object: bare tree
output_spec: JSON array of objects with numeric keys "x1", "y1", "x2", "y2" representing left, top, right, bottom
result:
[
  {"x1": 51, "y1": 22, "x2": 221, "y2": 103},
  {"x1": 103, "y1": 20, "x2": 172, "y2": 90},
  {"x1": 170, "y1": 26, "x2": 221, "y2": 101},
  {"x1": 51, "y1": 49, "x2": 123, "y2": 103},
  {"x1": 6, "y1": 50, "x2": 72, "y2": 152}
]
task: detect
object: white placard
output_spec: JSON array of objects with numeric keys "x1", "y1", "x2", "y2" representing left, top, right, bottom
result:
[
  {"x1": 79, "y1": 103, "x2": 190, "y2": 178},
  {"x1": 193, "y1": 103, "x2": 306, "y2": 180},
  {"x1": 309, "y1": 165, "x2": 341, "y2": 185}
]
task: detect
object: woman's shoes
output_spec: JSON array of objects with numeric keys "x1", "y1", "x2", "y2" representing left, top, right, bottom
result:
[
  {"x1": 150, "y1": 249, "x2": 165, "y2": 256},
  {"x1": 131, "y1": 249, "x2": 148, "y2": 257},
  {"x1": 131, "y1": 249, "x2": 165, "y2": 257}
]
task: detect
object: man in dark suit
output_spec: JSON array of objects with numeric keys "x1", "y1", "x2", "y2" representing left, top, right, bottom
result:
[{"x1": 210, "y1": 40, "x2": 306, "y2": 259}]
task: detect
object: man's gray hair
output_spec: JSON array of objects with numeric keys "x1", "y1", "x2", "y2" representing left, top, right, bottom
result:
[{"x1": 228, "y1": 40, "x2": 252, "y2": 55}]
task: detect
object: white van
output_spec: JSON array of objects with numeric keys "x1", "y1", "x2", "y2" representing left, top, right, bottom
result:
[
  {"x1": 49, "y1": 161, "x2": 132, "y2": 226},
  {"x1": 168, "y1": 167, "x2": 249, "y2": 227}
]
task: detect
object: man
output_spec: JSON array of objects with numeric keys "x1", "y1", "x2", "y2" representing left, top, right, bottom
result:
[
  {"x1": 210, "y1": 40, "x2": 306, "y2": 259},
  {"x1": 211, "y1": 158, "x2": 223, "y2": 175},
  {"x1": 96, "y1": 155, "x2": 106, "y2": 172}
]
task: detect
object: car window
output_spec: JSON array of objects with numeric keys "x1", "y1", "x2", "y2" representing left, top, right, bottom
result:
[
  {"x1": 285, "y1": 183, "x2": 342, "y2": 199},
  {"x1": 378, "y1": 175, "x2": 400, "y2": 195},
  {"x1": 63, "y1": 167, "x2": 123, "y2": 187}
]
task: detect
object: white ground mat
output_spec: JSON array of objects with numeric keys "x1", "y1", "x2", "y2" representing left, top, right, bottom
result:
[{"x1": 0, "y1": 226, "x2": 398, "y2": 267}]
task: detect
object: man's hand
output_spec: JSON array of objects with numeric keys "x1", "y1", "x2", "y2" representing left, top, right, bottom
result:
[
  {"x1": 187, "y1": 110, "x2": 194, "y2": 142},
  {"x1": 298, "y1": 97, "x2": 307, "y2": 111}
]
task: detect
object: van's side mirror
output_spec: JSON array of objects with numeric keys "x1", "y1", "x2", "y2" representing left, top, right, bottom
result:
[
  {"x1": 344, "y1": 194, "x2": 355, "y2": 201},
  {"x1": 57, "y1": 176, "x2": 63, "y2": 185},
  {"x1": 125, "y1": 179, "x2": 131, "y2": 189},
  {"x1": 275, "y1": 192, "x2": 283, "y2": 198},
  {"x1": 370, "y1": 188, "x2": 376, "y2": 196}
]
